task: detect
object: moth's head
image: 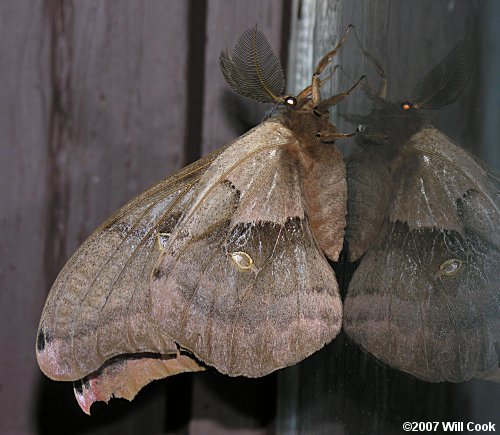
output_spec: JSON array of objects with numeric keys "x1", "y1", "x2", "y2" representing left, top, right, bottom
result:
[
  {"x1": 261, "y1": 95, "x2": 299, "y2": 121},
  {"x1": 219, "y1": 26, "x2": 342, "y2": 144},
  {"x1": 279, "y1": 100, "x2": 344, "y2": 146},
  {"x1": 347, "y1": 97, "x2": 428, "y2": 147},
  {"x1": 340, "y1": 34, "x2": 475, "y2": 150},
  {"x1": 345, "y1": 36, "x2": 474, "y2": 148}
]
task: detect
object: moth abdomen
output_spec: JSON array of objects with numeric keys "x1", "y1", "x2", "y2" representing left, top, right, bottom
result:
[{"x1": 297, "y1": 143, "x2": 346, "y2": 261}]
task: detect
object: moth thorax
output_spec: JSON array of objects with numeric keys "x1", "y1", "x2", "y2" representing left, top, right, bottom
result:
[
  {"x1": 439, "y1": 258, "x2": 463, "y2": 276},
  {"x1": 230, "y1": 251, "x2": 254, "y2": 271}
]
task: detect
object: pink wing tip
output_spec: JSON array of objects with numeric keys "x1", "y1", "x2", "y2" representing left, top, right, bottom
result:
[{"x1": 74, "y1": 378, "x2": 111, "y2": 415}]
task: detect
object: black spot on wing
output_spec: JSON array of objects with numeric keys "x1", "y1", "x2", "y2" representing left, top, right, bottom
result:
[
  {"x1": 36, "y1": 329, "x2": 51, "y2": 352},
  {"x1": 221, "y1": 179, "x2": 242, "y2": 201},
  {"x1": 157, "y1": 211, "x2": 183, "y2": 234},
  {"x1": 153, "y1": 267, "x2": 164, "y2": 280}
]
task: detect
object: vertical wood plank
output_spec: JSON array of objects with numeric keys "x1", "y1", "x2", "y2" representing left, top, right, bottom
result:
[
  {"x1": 0, "y1": 2, "x2": 52, "y2": 434},
  {"x1": 1, "y1": 1, "x2": 190, "y2": 433},
  {"x1": 278, "y1": 1, "x2": 500, "y2": 434},
  {"x1": 37, "y1": 1, "x2": 189, "y2": 433},
  {"x1": 188, "y1": 1, "x2": 288, "y2": 433},
  {"x1": 200, "y1": 0, "x2": 288, "y2": 154},
  {"x1": 480, "y1": 0, "x2": 500, "y2": 169}
]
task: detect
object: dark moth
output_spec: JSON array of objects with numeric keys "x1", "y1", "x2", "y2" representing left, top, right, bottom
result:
[
  {"x1": 36, "y1": 26, "x2": 362, "y2": 413},
  {"x1": 344, "y1": 37, "x2": 500, "y2": 383}
]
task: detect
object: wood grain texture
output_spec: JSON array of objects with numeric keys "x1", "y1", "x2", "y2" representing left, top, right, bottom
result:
[
  {"x1": 201, "y1": 0, "x2": 288, "y2": 154},
  {"x1": 1, "y1": 1, "x2": 189, "y2": 433},
  {"x1": 189, "y1": 2, "x2": 288, "y2": 434},
  {"x1": 2, "y1": 0, "x2": 289, "y2": 433},
  {"x1": 277, "y1": 1, "x2": 500, "y2": 434},
  {"x1": 0, "y1": 2, "x2": 52, "y2": 434}
]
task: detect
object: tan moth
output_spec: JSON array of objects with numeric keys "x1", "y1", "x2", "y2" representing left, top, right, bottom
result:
[
  {"x1": 343, "y1": 36, "x2": 500, "y2": 383},
  {"x1": 36, "y1": 26, "x2": 363, "y2": 413}
]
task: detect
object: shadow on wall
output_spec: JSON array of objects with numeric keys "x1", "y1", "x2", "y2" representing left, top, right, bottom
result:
[
  {"x1": 34, "y1": 372, "x2": 189, "y2": 435},
  {"x1": 34, "y1": 366, "x2": 277, "y2": 434}
]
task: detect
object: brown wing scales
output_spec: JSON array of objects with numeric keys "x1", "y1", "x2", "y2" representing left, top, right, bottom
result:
[
  {"x1": 152, "y1": 217, "x2": 341, "y2": 377},
  {"x1": 345, "y1": 220, "x2": 499, "y2": 382},
  {"x1": 148, "y1": 123, "x2": 344, "y2": 377},
  {"x1": 36, "y1": 149, "x2": 223, "y2": 381},
  {"x1": 345, "y1": 128, "x2": 499, "y2": 382}
]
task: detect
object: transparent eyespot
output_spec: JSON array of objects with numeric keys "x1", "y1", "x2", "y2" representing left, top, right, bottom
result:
[
  {"x1": 284, "y1": 96, "x2": 297, "y2": 106},
  {"x1": 157, "y1": 232, "x2": 171, "y2": 251},
  {"x1": 230, "y1": 251, "x2": 254, "y2": 271},
  {"x1": 439, "y1": 258, "x2": 463, "y2": 276}
]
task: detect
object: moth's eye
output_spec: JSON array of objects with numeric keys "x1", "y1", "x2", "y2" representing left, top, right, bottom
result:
[
  {"x1": 157, "y1": 232, "x2": 171, "y2": 251},
  {"x1": 230, "y1": 251, "x2": 254, "y2": 271},
  {"x1": 400, "y1": 100, "x2": 414, "y2": 111},
  {"x1": 439, "y1": 258, "x2": 463, "y2": 276},
  {"x1": 284, "y1": 96, "x2": 297, "y2": 106}
]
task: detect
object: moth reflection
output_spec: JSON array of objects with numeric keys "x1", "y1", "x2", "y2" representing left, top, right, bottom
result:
[
  {"x1": 438, "y1": 258, "x2": 463, "y2": 276},
  {"x1": 344, "y1": 33, "x2": 499, "y2": 382}
]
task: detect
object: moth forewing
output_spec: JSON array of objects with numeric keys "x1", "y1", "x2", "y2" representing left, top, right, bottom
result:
[
  {"x1": 35, "y1": 150, "x2": 224, "y2": 382},
  {"x1": 388, "y1": 127, "x2": 499, "y2": 232}
]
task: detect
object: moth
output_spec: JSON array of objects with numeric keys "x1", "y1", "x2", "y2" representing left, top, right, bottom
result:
[
  {"x1": 343, "y1": 36, "x2": 500, "y2": 383},
  {"x1": 36, "y1": 26, "x2": 363, "y2": 413}
]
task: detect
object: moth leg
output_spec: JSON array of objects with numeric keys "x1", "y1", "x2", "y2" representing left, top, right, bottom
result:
[
  {"x1": 312, "y1": 25, "x2": 353, "y2": 105},
  {"x1": 313, "y1": 26, "x2": 353, "y2": 76},
  {"x1": 317, "y1": 128, "x2": 359, "y2": 143},
  {"x1": 314, "y1": 74, "x2": 365, "y2": 115},
  {"x1": 296, "y1": 65, "x2": 339, "y2": 105}
]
